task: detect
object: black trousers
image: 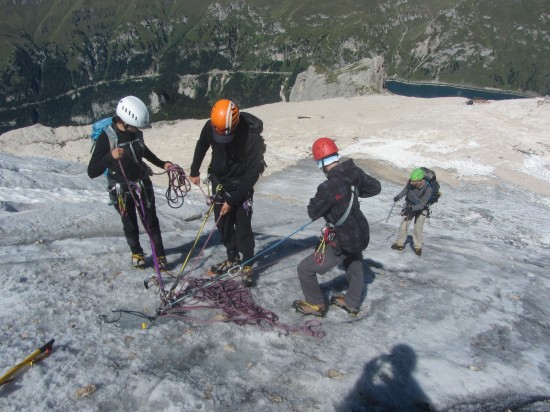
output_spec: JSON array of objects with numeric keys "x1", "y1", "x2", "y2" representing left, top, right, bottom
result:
[
  {"x1": 213, "y1": 193, "x2": 255, "y2": 264},
  {"x1": 112, "y1": 178, "x2": 165, "y2": 256}
]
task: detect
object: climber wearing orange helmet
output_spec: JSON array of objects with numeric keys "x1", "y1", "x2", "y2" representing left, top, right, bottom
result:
[
  {"x1": 292, "y1": 137, "x2": 381, "y2": 317},
  {"x1": 189, "y1": 99, "x2": 266, "y2": 287}
]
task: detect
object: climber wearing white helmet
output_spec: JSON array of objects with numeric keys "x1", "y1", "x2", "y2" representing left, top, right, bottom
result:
[{"x1": 87, "y1": 96, "x2": 174, "y2": 270}]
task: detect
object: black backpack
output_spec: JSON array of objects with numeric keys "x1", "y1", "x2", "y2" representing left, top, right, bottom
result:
[
  {"x1": 421, "y1": 167, "x2": 441, "y2": 205},
  {"x1": 243, "y1": 112, "x2": 267, "y2": 175}
]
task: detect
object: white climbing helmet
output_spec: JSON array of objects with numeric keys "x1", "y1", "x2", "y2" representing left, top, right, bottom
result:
[{"x1": 116, "y1": 96, "x2": 150, "y2": 128}]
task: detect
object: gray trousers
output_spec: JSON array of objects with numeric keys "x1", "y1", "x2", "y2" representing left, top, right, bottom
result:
[
  {"x1": 396, "y1": 210, "x2": 428, "y2": 248},
  {"x1": 297, "y1": 246, "x2": 364, "y2": 309}
]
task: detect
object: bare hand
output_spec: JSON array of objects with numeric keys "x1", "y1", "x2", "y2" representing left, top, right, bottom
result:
[
  {"x1": 189, "y1": 176, "x2": 201, "y2": 186},
  {"x1": 164, "y1": 162, "x2": 174, "y2": 170},
  {"x1": 220, "y1": 201, "x2": 231, "y2": 216},
  {"x1": 111, "y1": 147, "x2": 125, "y2": 159}
]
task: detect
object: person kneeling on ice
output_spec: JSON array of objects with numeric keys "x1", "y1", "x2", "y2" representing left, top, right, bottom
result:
[
  {"x1": 293, "y1": 137, "x2": 381, "y2": 317},
  {"x1": 391, "y1": 168, "x2": 433, "y2": 256},
  {"x1": 87, "y1": 96, "x2": 174, "y2": 270}
]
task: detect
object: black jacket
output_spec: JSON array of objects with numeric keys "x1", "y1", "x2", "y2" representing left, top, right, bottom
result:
[
  {"x1": 190, "y1": 112, "x2": 265, "y2": 205},
  {"x1": 87, "y1": 123, "x2": 166, "y2": 183},
  {"x1": 307, "y1": 159, "x2": 381, "y2": 253}
]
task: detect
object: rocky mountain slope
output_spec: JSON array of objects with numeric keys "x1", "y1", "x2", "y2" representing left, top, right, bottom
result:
[{"x1": 0, "y1": 0, "x2": 548, "y2": 133}]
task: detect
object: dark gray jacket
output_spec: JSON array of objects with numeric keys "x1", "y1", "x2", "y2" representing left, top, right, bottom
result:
[
  {"x1": 307, "y1": 159, "x2": 381, "y2": 253},
  {"x1": 395, "y1": 180, "x2": 433, "y2": 212}
]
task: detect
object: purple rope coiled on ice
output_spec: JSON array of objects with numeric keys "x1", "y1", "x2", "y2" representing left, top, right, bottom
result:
[{"x1": 161, "y1": 276, "x2": 325, "y2": 338}]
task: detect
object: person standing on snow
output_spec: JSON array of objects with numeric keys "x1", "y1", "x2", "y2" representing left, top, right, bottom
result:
[
  {"x1": 391, "y1": 168, "x2": 433, "y2": 256},
  {"x1": 88, "y1": 96, "x2": 173, "y2": 270},
  {"x1": 293, "y1": 137, "x2": 381, "y2": 317},
  {"x1": 189, "y1": 99, "x2": 265, "y2": 287}
]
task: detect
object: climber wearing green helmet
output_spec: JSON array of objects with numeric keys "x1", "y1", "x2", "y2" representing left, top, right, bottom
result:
[
  {"x1": 409, "y1": 168, "x2": 425, "y2": 181},
  {"x1": 391, "y1": 167, "x2": 433, "y2": 256}
]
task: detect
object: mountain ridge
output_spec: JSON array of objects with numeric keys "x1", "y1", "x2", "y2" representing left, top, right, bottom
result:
[{"x1": 0, "y1": 0, "x2": 548, "y2": 133}]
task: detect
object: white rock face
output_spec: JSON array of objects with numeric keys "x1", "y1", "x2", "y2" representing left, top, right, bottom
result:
[
  {"x1": 149, "y1": 91, "x2": 161, "y2": 113},
  {"x1": 289, "y1": 56, "x2": 386, "y2": 102}
]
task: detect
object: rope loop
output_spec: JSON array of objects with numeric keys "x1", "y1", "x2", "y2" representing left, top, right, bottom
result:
[{"x1": 165, "y1": 165, "x2": 191, "y2": 208}]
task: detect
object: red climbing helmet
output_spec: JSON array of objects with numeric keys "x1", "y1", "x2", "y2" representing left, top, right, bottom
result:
[{"x1": 312, "y1": 137, "x2": 339, "y2": 161}]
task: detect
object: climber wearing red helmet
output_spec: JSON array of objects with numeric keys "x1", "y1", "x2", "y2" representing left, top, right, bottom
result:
[{"x1": 293, "y1": 137, "x2": 381, "y2": 317}]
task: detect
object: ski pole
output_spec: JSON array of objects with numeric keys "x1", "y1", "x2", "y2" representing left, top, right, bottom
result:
[
  {"x1": 0, "y1": 339, "x2": 55, "y2": 386},
  {"x1": 385, "y1": 202, "x2": 396, "y2": 223}
]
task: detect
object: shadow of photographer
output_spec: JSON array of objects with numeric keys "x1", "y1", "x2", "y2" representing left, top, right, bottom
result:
[{"x1": 337, "y1": 344, "x2": 433, "y2": 412}]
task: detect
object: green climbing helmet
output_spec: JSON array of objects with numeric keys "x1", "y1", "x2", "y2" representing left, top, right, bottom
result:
[{"x1": 410, "y1": 168, "x2": 425, "y2": 181}]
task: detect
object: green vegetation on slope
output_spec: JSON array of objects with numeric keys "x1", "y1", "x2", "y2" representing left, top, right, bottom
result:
[{"x1": 0, "y1": 0, "x2": 548, "y2": 133}]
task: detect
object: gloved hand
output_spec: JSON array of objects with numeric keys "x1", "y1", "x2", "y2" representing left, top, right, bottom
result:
[{"x1": 393, "y1": 196, "x2": 400, "y2": 202}]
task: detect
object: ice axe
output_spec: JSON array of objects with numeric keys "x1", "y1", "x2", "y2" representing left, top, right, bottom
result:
[{"x1": 0, "y1": 339, "x2": 55, "y2": 386}]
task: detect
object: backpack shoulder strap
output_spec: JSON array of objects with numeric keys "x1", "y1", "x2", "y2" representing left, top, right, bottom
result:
[
  {"x1": 104, "y1": 125, "x2": 118, "y2": 151},
  {"x1": 334, "y1": 186, "x2": 357, "y2": 227}
]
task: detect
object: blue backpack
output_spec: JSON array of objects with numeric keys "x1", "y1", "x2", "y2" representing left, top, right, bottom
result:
[
  {"x1": 90, "y1": 117, "x2": 118, "y2": 176},
  {"x1": 90, "y1": 117, "x2": 117, "y2": 152}
]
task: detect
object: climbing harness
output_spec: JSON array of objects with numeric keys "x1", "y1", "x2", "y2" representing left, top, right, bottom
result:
[
  {"x1": 113, "y1": 183, "x2": 127, "y2": 216},
  {"x1": 315, "y1": 225, "x2": 336, "y2": 264},
  {"x1": 243, "y1": 197, "x2": 253, "y2": 215}
]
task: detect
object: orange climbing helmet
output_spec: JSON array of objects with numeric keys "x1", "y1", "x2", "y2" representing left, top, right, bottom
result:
[
  {"x1": 211, "y1": 99, "x2": 240, "y2": 143},
  {"x1": 312, "y1": 137, "x2": 339, "y2": 161}
]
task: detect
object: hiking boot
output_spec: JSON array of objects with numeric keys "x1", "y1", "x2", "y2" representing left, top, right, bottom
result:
[
  {"x1": 330, "y1": 295, "x2": 359, "y2": 316},
  {"x1": 208, "y1": 259, "x2": 241, "y2": 276},
  {"x1": 241, "y1": 265, "x2": 253, "y2": 287},
  {"x1": 158, "y1": 255, "x2": 167, "y2": 271},
  {"x1": 391, "y1": 243, "x2": 405, "y2": 251},
  {"x1": 292, "y1": 300, "x2": 327, "y2": 318},
  {"x1": 132, "y1": 253, "x2": 146, "y2": 269},
  {"x1": 414, "y1": 247, "x2": 422, "y2": 256}
]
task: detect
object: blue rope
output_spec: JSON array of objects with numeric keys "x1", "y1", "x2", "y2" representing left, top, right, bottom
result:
[{"x1": 241, "y1": 220, "x2": 314, "y2": 267}]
